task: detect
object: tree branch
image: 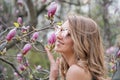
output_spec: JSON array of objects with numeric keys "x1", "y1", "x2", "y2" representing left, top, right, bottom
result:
[{"x1": 0, "y1": 57, "x2": 23, "y2": 78}]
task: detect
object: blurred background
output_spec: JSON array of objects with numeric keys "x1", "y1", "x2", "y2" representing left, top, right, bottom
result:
[{"x1": 0, "y1": 0, "x2": 120, "y2": 80}]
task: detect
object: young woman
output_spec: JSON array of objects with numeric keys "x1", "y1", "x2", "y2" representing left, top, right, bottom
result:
[{"x1": 45, "y1": 15, "x2": 106, "y2": 80}]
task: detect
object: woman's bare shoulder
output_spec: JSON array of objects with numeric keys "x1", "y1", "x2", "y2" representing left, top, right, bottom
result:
[{"x1": 66, "y1": 64, "x2": 91, "y2": 80}]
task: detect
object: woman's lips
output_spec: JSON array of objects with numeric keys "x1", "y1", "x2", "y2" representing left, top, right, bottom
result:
[{"x1": 56, "y1": 40, "x2": 64, "y2": 45}]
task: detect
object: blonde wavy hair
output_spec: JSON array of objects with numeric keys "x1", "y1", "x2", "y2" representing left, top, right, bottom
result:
[{"x1": 60, "y1": 15, "x2": 106, "y2": 80}]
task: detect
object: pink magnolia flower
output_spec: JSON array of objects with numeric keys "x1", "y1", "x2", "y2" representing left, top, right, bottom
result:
[
  {"x1": 14, "y1": 72, "x2": 18, "y2": 77},
  {"x1": 17, "y1": 17, "x2": 23, "y2": 25},
  {"x1": 21, "y1": 26, "x2": 30, "y2": 33},
  {"x1": 15, "y1": 10, "x2": 19, "y2": 15},
  {"x1": 17, "y1": 0, "x2": 23, "y2": 6},
  {"x1": 6, "y1": 28, "x2": 16, "y2": 41},
  {"x1": 48, "y1": 32, "x2": 56, "y2": 44},
  {"x1": 22, "y1": 43, "x2": 32, "y2": 55},
  {"x1": 106, "y1": 46, "x2": 116, "y2": 54},
  {"x1": 17, "y1": 53, "x2": 23, "y2": 63},
  {"x1": 112, "y1": 65, "x2": 116, "y2": 72},
  {"x1": 47, "y1": 2, "x2": 57, "y2": 18},
  {"x1": 24, "y1": 60, "x2": 29, "y2": 67},
  {"x1": 31, "y1": 32, "x2": 39, "y2": 41},
  {"x1": 18, "y1": 64, "x2": 26, "y2": 71},
  {"x1": 36, "y1": 65, "x2": 42, "y2": 71}
]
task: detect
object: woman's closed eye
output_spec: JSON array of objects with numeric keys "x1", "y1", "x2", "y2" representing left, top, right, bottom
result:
[
  {"x1": 61, "y1": 30, "x2": 71, "y2": 38},
  {"x1": 54, "y1": 25, "x2": 71, "y2": 38}
]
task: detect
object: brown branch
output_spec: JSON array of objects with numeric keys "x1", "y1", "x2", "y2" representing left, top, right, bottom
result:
[
  {"x1": 21, "y1": 26, "x2": 52, "y2": 38},
  {"x1": 0, "y1": 57, "x2": 23, "y2": 78},
  {"x1": 32, "y1": 44, "x2": 46, "y2": 53},
  {"x1": 0, "y1": 19, "x2": 9, "y2": 28},
  {"x1": 6, "y1": 39, "x2": 20, "y2": 50},
  {"x1": 6, "y1": 25, "x2": 53, "y2": 50},
  {"x1": 0, "y1": 20, "x2": 13, "y2": 38}
]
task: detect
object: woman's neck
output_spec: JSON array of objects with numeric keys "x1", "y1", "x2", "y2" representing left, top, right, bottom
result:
[{"x1": 62, "y1": 52, "x2": 76, "y2": 66}]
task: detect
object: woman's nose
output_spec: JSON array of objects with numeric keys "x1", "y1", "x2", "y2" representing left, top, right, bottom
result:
[{"x1": 56, "y1": 32, "x2": 63, "y2": 40}]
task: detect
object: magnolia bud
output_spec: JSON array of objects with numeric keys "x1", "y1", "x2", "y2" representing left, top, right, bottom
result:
[
  {"x1": 106, "y1": 46, "x2": 115, "y2": 54},
  {"x1": 36, "y1": 65, "x2": 42, "y2": 71},
  {"x1": 31, "y1": 32, "x2": 39, "y2": 41},
  {"x1": 47, "y1": 2, "x2": 57, "y2": 18},
  {"x1": 24, "y1": 60, "x2": 29, "y2": 67},
  {"x1": 48, "y1": 32, "x2": 56, "y2": 44},
  {"x1": 17, "y1": 0, "x2": 23, "y2": 6},
  {"x1": 112, "y1": 65, "x2": 116, "y2": 72},
  {"x1": 17, "y1": 53, "x2": 23, "y2": 63},
  {"x1": 21, "y1": 26, "x2": 29, "y2": 33},
  {"x1": 17, "y1": 17, "x2": 23, "y2": 25},
  {"x1": 22, "y1": 43, "x2": 32, "y2": 55},
  {"x1": 18, "y1": 64, "x2": 26, "y2": 71},
  {"x1": 6, "y1": 28, "x2": 16, "y2": 41},
  {"x1": 14, "y1": 72, "x2": 18, "y2": 77}
]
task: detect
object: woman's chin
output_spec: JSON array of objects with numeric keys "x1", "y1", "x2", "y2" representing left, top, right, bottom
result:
[
  {"x1": 54, "y1": 49, "x2": 61, "y2": 52},
  {"x1": 54, "y1": 47, "x2": 63, "y2": 53}
]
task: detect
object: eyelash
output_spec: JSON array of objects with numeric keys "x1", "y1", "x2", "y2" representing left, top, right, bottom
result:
[{"x1": 54, "y1": 26, "x2": 71, "y2": 37}]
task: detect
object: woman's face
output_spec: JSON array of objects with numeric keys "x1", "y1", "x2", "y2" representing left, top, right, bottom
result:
[{"x1": 54, "y1": 21, "x2": 74, "y2": 53}]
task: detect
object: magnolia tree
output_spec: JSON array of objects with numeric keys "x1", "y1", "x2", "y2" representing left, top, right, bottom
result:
[
  {"x1": 105, "y1": 35, "x2": 120, "y2": 79},
  {"x1": 0, "y1": 0, "x2": 120, "y2": 80},
  {"x1": 0, "y1": 1, "x2": 58, "y2": 80}
]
